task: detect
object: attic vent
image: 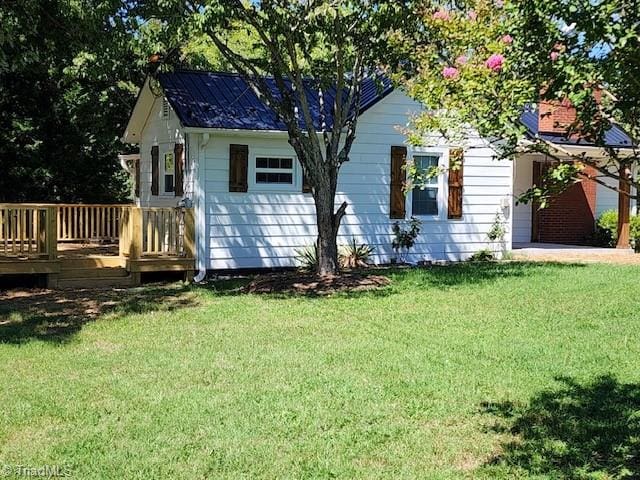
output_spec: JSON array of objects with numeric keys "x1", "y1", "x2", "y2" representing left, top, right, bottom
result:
[{"x1": 162, "y1": 98, "x2": 170, "y2": 119}]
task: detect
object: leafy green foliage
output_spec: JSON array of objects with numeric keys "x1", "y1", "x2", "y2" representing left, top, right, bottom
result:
[
  {"x1": 468, "y1": 248, "x2": 495, "y2": 261},
  {"x1": 0, "y1": 0, "x2": 258, "y2": 203},
  {"x1": 295, "y1": 244, "x2": 318, "y2": 271},
  {"x1": 339, "y1": 237, "x2": 375, "y2": 269},
  {"x1": 297, "y1": 239, "x2": 376, "y2": 270},
  {"x1": 391, "y1": 217, "x2": 422, "y2": 263},
  {"x1": 0, "y1": 0, "x2": 145, "y2": 202},
  {"x1": 396, "y1": 0, "x2": 640, "y2": 210},
  {"x1": 596, "y1": 209, "x2": 640, "y2": 247},
  {"x1": 487, "y1": 213, "x2": 507, "y2": 242}
]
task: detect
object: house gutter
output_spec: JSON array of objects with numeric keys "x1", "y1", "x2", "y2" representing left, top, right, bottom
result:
[{"x1": 193, "y1": 132, "x2": 210, "y2": 283}]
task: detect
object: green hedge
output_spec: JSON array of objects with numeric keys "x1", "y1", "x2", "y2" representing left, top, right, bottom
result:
[{"x1": 596, "y1": 209, "x2": 640, "y2": 246}]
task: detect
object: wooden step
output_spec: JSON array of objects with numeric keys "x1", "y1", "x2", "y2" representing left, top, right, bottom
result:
[
  {"x1": 56, "y1": 275, "x2": 136, "y2": 289},
  {"x1": 58, "y1": 266, "x2": 129, "y2": 280},
  {"x1": 60, "y1": 257, "x2": 124, "y2": 269}
]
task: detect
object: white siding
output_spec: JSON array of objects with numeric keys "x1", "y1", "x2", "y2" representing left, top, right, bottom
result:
[
  {"x1": 512, "y1": 155, "x2": 534, "y2": 243},
  {"x1": 197, "y1": 91, "x2": 513, "y2": 270},
  {"x1": 138, "y1": 97, "x2": 191, "y2": 207}
]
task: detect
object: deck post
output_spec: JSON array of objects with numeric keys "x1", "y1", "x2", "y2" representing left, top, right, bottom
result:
[
  {"x1": 129, "y1": 207, "x2": 143, "y2": 260},
  {"x1": 37, "y1": 208, "x2": 47, "y2": 256},
  {"x1": 128, "y1": 207, "x2": 143, "y2": 286},
  {"x1": 183, "y1": 208, "x2": 196, "y2": 282},
  {"x1": 46, "y1": 206, "x2": 58, "y2": 288},
  {"x1": 46, "y1": 206, "x2": 57, "y2": 261},
  {"x1": 118, "y1": 206, "x2": 130, "y2": 258}
]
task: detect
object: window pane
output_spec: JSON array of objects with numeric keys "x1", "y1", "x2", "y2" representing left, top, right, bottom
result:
[
  {"x1": 278, "y1": 173, "x2": 293, "y2": 183},
  {"x1": 267, "y1": 158, "x2": 279, "y2": 168},
  {"x1": 256, "y1": 158, "x2": 268, "y2": 168},
  {"x1": 165, "y1": 175, "x2": 174, "y2": 192},
  {"x1": 414, "y1": 155, "x2": 439, "y2": 185},
  {"x1": 281, "y1": 158, "x2": 292, "y2": 169},
  {"x1": 412, "y1": 187, "x2": 438, "y2": 215},
  {"x1": 164, "y1": 153, "x2": 175, "y2": 173},
  {"x1": 256, "y1": 172, "x2": 293, "y2": 184}
]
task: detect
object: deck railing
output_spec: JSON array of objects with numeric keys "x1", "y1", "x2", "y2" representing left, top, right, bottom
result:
[
  {"x1": 1, "y1": 203, "x2": 194, "y2": 264},
  {"x1": 57, "y1": 204, "x2": 122, "y2": 242},
  {"x1": 119, "y1": 206, "x2": 195, "y2": 259},
  {"x1": 0, "y1": 204, "x2": 57, "y2": 258}
]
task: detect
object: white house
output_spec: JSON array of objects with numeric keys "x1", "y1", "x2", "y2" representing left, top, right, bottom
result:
[{"x1": 123, "y1": 70, "x2": 634, "y2": 274}]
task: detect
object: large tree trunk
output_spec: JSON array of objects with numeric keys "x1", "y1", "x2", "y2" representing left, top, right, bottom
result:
[
  {"x1": 617, "y1": 166, "x2": 631, "y2": 248},
  {"x1": 314, "y1": 186, "x2": 341, "y2": 276}
]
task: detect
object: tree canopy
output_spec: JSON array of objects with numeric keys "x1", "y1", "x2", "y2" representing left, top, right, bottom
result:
[
  {"x1": 149, "y1": 0, "x2": 408, "y2": 275},
  {"x1": 0, "y1": 0, "x2": 249, "y2": 203},
  {"x1": 394, "y1": 0, "x2": 639, "y2": 245}
]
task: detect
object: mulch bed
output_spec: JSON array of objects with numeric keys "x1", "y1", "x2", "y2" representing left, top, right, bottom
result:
[{"x1": 244, "y1": 271, "x2": 391, "y2": 295}]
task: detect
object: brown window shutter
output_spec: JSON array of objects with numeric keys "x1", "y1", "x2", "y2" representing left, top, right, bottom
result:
[
  {"x1": 447, "y1": 148, "x2": 464, "y2": 219},
  {"x1": 174, "y1": 143, "x2": 184, "y2": 197},
  {"x1": 229, "y1": 144, "x2": 248, "y2": 192},
  {"x1": 390, "y1": 146, "x2": 406, "y2": 219},
  {"x1": 134, "y1": 158, "x2": 140, "y2": 197},
  {"x1": 302, "y1": 165, "x2": 312, "y2": 193},
  {"x1": 151, "y1": 145, "x2": 159, "y2": 196}
]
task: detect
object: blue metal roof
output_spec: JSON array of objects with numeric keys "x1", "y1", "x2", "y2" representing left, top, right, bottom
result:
[
  {"x1": 158, "y1": 70, "x2": 394, "y2": 131},
  {"x1": 520, "y1": 106, "x2": 634, "y2": 148}
]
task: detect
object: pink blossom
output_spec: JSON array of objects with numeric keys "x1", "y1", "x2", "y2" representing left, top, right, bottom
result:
[
  {"x1": 495, "y1": 0, "x2": 504, "y2": 7},
  {"x1": 550, "y1": 51, "x2": 560, "y2": 61},
  {"x1": 455, "y1": 55, "x2": 468, "y2": 65},
  {"x1": 485, "y1": 53, "x2": 505, "y2": 71},
  {"x1": 467, "y1": 10, "x2": 477, "y2": 20},
  {"x1": 501, "y1": 34, "x2": 513, "y2": 44},
  {"x1": 432, "y1": 9, "x2": 451, "y2": 21},
  {"x1": 442, "y1": 66, "x2": 459, "y2": 79}
]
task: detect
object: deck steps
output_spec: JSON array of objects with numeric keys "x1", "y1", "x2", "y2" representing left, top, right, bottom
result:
[
  {"x1": 59, "y1": 266, "x2": 130, "y2": 280},
  {"x1": 56, "y1": 256, "x2": 134, "y2": 288},
  {"x1": 56, "y1": 274, "x2": 136, "y2": 289}
]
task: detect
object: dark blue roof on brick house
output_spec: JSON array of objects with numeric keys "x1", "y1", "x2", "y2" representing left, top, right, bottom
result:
[
  {"x1": 520, "y1": 106, "x2": 634, "y2": 148},
  {"x1": 158, "y1": 70, "x2": 394, "y2": 131}
]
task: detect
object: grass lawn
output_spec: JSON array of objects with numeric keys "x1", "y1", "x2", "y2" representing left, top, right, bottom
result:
[{"x1": 1, "y1": 262, "x2": 639, "y2": 479}]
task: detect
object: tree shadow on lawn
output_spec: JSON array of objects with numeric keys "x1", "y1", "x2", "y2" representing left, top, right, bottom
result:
[
  {"x1": 199, "y1": 261, "x2": 585, "y2": 300},
  {"x1": 480, "y1": 374, "x2": 640, "y2": 478},
  {"x1": 0, "y1": 283, "x2": 198, "y2": 345},
  {"x1": 0, "y1": 262, "x2": 585, "y2": 344},
  {"x1": 382, "y1": 261, "x2": 585, "y2": 289}
]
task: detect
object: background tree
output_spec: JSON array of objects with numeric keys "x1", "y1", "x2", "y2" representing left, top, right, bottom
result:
[
  {"x1": 157, "y1": 0, "x2": 406, "y2": 275},
  {"x1": 0, "y1": 0, "x2": 248, "y2": 204},
  {"x1": 395, "y1": 0, "x2": 640, "y2": 247}
]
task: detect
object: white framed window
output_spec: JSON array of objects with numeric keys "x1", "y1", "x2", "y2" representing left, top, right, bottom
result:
[
  {"x1": 410, "y1": 148, "x2": 448, "y2": 219},
  {"x1": 411, "y1": 155, "x2": 439, "y2": 216},
  {"x1": 250, "y1": 153, "x2": 298, "y2": 191},
  {"x1": 162, "y1": 150, "x2": 175, "y2": 195}
]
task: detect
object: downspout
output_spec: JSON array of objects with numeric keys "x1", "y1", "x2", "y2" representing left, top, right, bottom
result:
[{"x1": 193, "y1": 133, "x2": 210, "y2": 282}]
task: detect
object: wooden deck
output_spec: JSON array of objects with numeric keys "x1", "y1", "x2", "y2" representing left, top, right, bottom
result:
[{"x1": 0, "y1": 204, "x2": 195, "y2": 288}]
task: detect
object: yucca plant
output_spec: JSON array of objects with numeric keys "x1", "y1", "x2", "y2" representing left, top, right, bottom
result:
[
  {"x1": 339, "y1": 237, "x2": 375, "y2": 269},
  {"x1": 294, "y1": 244, "x2": 318, "y2": 271}
]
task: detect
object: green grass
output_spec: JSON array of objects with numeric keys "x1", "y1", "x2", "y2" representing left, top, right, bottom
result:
[{"x1": 1, "y1": 262, "x2": 639, "y2": 479}]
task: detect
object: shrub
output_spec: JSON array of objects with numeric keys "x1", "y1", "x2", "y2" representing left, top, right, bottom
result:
[
  {"x1": 392, "y1": 217, "x2": 422, "y2": 263},
  {"x1": 294, "y1": 244, "x2": 317, "y2": 271},
  {"x1": 339, "y1": 237, "x2": 375, "y2": 269},
  {"x1": 468, "y1": 249, "x2": 495, "y2": 262},
  {"x1": 595, "y1": 209, "x2": 640, "y2": 247}
]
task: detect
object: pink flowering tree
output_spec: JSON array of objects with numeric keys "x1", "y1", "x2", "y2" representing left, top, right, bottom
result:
[{"x1": 393, "y1": 0, "x2": 640, "y2": 247}]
